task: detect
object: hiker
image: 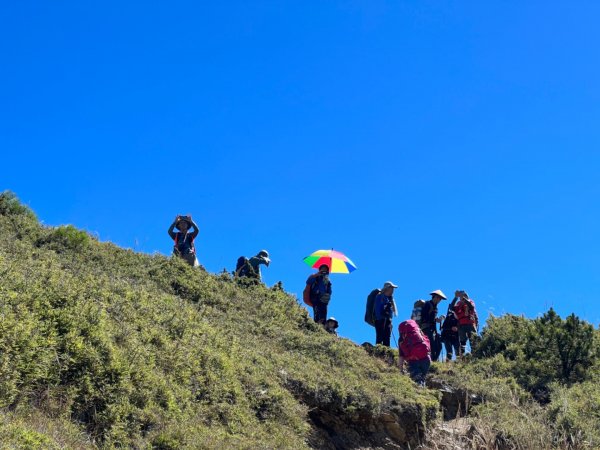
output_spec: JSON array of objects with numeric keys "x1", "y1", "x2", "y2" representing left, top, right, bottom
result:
[
  {"x1": 168, "y1": 215, "x2": 199, "y2": 267},
  {"x1": 398, "y1": 319, "x2": 431, "y2": 387},
  {"x1": 454, "y1": 291, "x2": 479, "y2": 356},
  {"x1": 420, "y1": 290, "x2": 447, "y2": 361},
  {"x1": 411, "y1": 299, "x2": 426, "y2": 323},
  {"x1": 324, "y1": 317, "x2": 339, "y2": 336},
  {"x1": 373, "y1": 281, "x2": 398, "y2": 347},
  {"x1": 235, "y1": 250, "x2": 271, "y2": 281},
  {"x1": 303, "y1": 264, "x2": 332, "y2": 324},
  {"x1": 440, "y1": 294, "x2": 460, "y2": 361}
]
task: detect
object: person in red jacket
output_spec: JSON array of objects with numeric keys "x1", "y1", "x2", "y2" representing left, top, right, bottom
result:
[
  {"x1": 398, "y1": 320, "x2": 431, "y2": 387},
  {"x1": 454, "y1": 291, "x2": 478, "y2": 356}
]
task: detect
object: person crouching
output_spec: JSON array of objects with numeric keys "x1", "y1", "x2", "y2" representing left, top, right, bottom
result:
[{"x1": 398, "y1": 319, "x2": 431, "y2": 387}]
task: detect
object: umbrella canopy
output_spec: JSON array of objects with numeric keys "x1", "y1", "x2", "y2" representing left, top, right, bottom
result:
[{"x1": 303, "y1": 249, "x2": 357, "y2": 274}]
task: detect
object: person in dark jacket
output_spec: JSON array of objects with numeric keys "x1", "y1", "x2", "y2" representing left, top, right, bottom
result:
[
  {"x1": 373, "y1": 281, "x2": 398, "y2": 347},
  {"x1": 236, "y1": 250, "x2": 271, "y2": 281},
  {"x1": 440, "y1": 294, "x2": 460, "y2": 361},
  {"x1": 168, "y1": 215, "x2": 200, "y2": 266},
  {"x1": 420, "y1": 290, "x2": 447, "y2": 361},
  {"x1": 304, "y1": 265, "x2": 332, "y2": 324},
  {"x1": 324, "y1": 317, "x2": 339, "y2": 336},
  {"x1": 248, "y1": 250, "x2": 270, "y2": 280}
]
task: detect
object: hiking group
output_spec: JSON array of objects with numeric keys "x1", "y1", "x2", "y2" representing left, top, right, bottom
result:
[
  {"x1": 169, "y1": 215, "x2": 476, "y2": 386},
  {"x1": 364, "y1": 286, "x2": 479, "y2": 385}
]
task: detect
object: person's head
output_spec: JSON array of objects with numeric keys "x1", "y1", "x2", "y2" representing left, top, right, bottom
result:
[
  {"x1": 413, "y1": 299, "x2": 426, "y2": 309},
  {"x1": 318, "y1": 264, "x2": 330, "y2": 276},
  {"x1": 257, "y1": 250, "x2": 271, "y2": 266},
  {"x1": 460, "y1": 291, "x2": 470, "y2": 300},
  {"x1": 382, "y1": 281, "x2": 398, "y2": 296},
  {"x1": 326, "y1": 317, "x2": 339, "y2": 329},
  {"x1": 176, "y1": 217, "x2": 190, "y2": 232},
  {"x1": 429, "y1": 289, "x2": 447, "y2": 304}
]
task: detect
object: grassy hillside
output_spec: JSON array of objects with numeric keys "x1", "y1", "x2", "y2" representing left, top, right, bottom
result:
[
  {"x1": 2, "y1": 191, "x2": 599, "y2": 450},
  {"x1": 0, "y1": 192, "x2": 437, "y2": 449}
]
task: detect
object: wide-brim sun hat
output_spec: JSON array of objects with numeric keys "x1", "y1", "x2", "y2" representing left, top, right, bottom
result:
[{"x1": 429, "y1": 289, "x2": 447, "y2": 300}]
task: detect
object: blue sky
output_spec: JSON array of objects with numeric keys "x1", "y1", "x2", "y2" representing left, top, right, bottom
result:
[{"x1": 2, "y1": 1, "x2": 599, "y2": 345}]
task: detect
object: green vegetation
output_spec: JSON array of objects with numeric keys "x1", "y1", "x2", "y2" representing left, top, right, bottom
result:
[
  {"x1": 1, "y1": 190, "x2": 599, "y2": 449},
  {"x1": 431, "y1": 312, "x2": 600, "y2": 449},
  {"x1": 474, "y1": 310, "x2": 598, "y2": 399},
  {"x1": 0, "y1": 192, "x2": 437, "y2": 449}
]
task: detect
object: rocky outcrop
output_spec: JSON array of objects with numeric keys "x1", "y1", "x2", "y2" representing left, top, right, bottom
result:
[
  {"x1": 426, "y1": 378, "x2": 482, "y2": 421},
  {"x1": 284, "y1": 377, "x2": 436, "y2": 449},
  {"x1": 307, "y1": 403, "x2": 434, "y2": 450}
]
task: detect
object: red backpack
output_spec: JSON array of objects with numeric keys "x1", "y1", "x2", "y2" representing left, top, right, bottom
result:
[
  {"x1": 399, "y1": 320, "x2": 431, "y2": 361},
  {"x1": 454, "y1": 298, "x2": 477, "y2": 326},
  {"x1": 302, "y1": 274, "x2": 320, "y2": 307}
]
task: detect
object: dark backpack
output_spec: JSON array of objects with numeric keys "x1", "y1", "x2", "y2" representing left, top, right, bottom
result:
[
  {"x1": 235, "y1": 256, "x2": 250, "y2": 277},
  {"x1": 364, "y1": 289, "x2": 381, "y2": 327},
  {"x1": 303, "y1": 274, "x2": 321, "y2": 307}
]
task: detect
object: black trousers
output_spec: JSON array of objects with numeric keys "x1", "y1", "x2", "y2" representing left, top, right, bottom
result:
[
  {"x1": 375, "y1": 318, "x2": 392, "y2": 347},
  {"x1": 459, "y1": 324, "x2": 477, "y2": 355},
  {"x1": 423, "y1": 327, "x2": 442, "y2": 361},
  {"x1": 442, "y1": 335, "x2": 460, "y2": 360},
  {"x1": 313, "y1": 299, "x2": 328, "y2": 324}
]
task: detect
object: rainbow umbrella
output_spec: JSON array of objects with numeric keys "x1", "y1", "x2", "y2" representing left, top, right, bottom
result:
[{"x1": 303, "y1": 249, "x2": 357, "y2": 274}]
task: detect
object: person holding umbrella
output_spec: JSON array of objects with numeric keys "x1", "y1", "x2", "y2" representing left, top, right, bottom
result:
[
  {"x1": 374, "y1": 281, "x2": 398, "y2": 347},
  {"x1": 302, "y1": 249, "x2": 357, "y2": 325},
  {"x1": 304, "y1": 264, "x2": 332, "y2": 324}
]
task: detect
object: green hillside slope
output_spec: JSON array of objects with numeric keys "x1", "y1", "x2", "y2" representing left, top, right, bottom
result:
[
  {"x1": 0, "y1": 192, "x2": 437, "y2": 449},
  {"x1": 2, "y1": 191, "x2": 599, "y2": 450}
]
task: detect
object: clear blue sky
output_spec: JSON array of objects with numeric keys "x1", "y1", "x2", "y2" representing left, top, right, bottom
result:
[{"x1": 2, "y1": 1, "x2": 599, "y2": 346}]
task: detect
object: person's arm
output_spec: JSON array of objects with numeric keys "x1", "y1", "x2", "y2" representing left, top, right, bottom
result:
[
  {"x1": 168, "y1": 216, "x2": 178, "y2": 240},
  {"x1": 373, "y1": 296, "x2": 381, "y2": 319},
  {"x1": 189, "y1": 217, "x2": 200, "y2": 239},
  {"x1": 453, "y1": 300, "x2": 461, "y2": 316},
  {"x1": 398, "y1": 349, "x2": 406, "y2": 373},
  {"x1": 472, "y1": 302, "x2": 479, "y2": 328}
]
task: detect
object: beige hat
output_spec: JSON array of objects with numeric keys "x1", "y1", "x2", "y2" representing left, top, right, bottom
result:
[{"x1": 429, "y1": 290, "x2": 447, "y2": 300}]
